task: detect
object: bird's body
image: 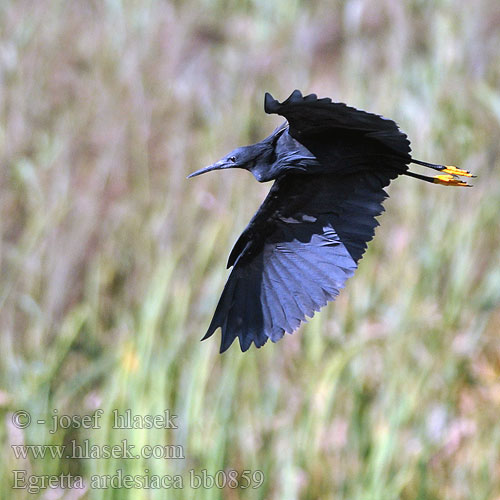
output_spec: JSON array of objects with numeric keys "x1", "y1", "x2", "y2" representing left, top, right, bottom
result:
[{"x1": 189, "y1": 90, "x2": 474, "y2": 352}]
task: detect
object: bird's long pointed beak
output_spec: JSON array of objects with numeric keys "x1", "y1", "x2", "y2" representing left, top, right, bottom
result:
[{"x1": 187, "y1": 160, "x2": 229, "y2": 178}]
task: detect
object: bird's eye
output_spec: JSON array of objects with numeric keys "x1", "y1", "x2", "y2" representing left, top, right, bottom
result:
[{"x1": 229, "y1": 156, "x2": 236, "y2": 162}]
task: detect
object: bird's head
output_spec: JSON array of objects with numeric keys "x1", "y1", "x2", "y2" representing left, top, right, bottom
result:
[
  {"x1": 187, "y1": 146, "x2": 253, "y2": 178},
  {"x1": 188, "y1": 132, "x2": 284, "y2": 183}
]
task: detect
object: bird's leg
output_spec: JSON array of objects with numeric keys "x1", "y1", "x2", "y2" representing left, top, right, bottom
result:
[
  {"x1": 411, "y1": 159, "x2": 475, "y2": 178},
  {"x1": 404, "y1": 170, "x2": 472, "y2": 187}
]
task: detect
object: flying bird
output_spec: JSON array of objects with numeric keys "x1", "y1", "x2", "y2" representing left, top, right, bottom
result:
[{"x1": 188, "y1": 90, "x2": 474, "y2": 353}]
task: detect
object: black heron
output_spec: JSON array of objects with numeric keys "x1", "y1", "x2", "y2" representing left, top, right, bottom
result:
[{"x1": 188, "y1": 90, "x2": 474, "y2": 353}]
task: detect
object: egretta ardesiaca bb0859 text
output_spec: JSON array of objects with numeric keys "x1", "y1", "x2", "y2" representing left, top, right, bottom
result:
[{"x1": 188, "y1": 90, "x2": 474, "y2": 353}]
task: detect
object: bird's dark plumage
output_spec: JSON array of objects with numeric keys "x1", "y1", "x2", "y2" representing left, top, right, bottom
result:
[{"x1": 189, "y1": 90, "x2": 473, "y2": 352}]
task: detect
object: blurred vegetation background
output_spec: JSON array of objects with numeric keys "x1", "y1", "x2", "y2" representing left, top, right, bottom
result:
[{"x1": 1, "y1": 0, "x2": 500, "y2": 499}]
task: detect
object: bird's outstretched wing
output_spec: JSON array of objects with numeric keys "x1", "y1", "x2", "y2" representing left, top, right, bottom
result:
[
  {"x1": 264, "y1": 90, "x2": 411, "y2": 157},
  {"x1": 202, "y1": 167, "x2": 399, "y2": 352}
]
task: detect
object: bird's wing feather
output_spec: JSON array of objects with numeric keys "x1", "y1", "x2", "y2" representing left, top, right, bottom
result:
[
  {"x1": 203, "y1": 168, "x2": 397, "y2": 352},
  {"x1": 264, "y1": 90, "x2": 411, "y2": 156}
]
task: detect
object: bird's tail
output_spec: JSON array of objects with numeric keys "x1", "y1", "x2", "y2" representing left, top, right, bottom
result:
[{"x1": 404, "y1": 159, "x2": 475, "y2": 187}]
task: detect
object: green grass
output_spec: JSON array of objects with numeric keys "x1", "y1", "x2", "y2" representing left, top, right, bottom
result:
[{"x1": 1, "y1": 1, "x2": 500, "y2": 499}]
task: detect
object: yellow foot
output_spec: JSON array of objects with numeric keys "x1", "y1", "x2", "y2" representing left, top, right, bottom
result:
[
  {"x1": 433, "y1": 174, "x2": 472, "y2": 187},
  {"x1": 441, "y1": 165, "x2": 475, "y2": 177}
]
